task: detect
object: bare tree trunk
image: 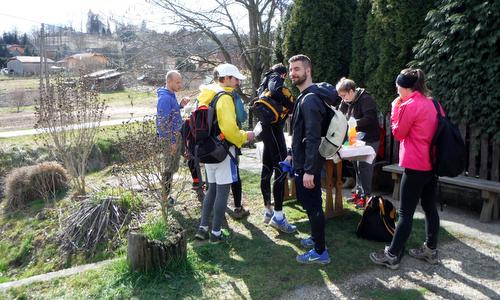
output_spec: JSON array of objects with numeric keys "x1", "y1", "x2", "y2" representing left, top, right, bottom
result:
[{"x1": 127, "y1": 230, "x2": 187, "y2": 272}]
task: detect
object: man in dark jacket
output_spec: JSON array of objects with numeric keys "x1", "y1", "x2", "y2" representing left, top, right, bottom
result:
[
  {"x1": 289, "y1": 54, "x2": 331, "y2": 265},
  {"x1": 337, "y1": 78, "x2": 380, "y2": 200}
]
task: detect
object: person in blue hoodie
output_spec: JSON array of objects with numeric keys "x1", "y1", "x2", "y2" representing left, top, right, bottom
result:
[
  {"x1": 157, "y1": 70, "x2": 190, "y2": 200},
  {"x1": 157, "y1": 70, "x2": 189, "y2": 140}
]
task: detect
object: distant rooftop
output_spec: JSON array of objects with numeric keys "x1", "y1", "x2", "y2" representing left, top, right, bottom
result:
[
  {"x1": 64, "y1": 53, "x2": 107, "y2": 61},
  {"x1": 10, "y1": 56, "x2": 55, "y2": 63}
]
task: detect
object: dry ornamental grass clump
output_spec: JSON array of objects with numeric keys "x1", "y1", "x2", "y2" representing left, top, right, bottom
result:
[{"x1": 4, "y1": 161, "x2": 69, "y2": 211}]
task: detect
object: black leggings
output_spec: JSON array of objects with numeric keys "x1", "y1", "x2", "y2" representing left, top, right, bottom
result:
[
  {"x1": 188, "y1": 157, "x2": 202, "y2": 186},
  {"x1": 388, "y1": 168, "x2": 439, "y2": 256},
  {"x1": 231, "y1": 164, "x2": 242, "y2": 208},
  {"x1": 260, "y1": 123, "x2": 287, "y2": 211},
  {"x1": 295, "y1": 171, "x2": 325, "y2": 253}
]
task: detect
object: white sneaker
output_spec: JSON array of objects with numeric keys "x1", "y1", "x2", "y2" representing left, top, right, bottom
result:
[
  {"x1": 263, "y1": 210, "x2": 274, "y2": 224},
  {"x1": 269, "y1": 216, "x2": 297, "y2": 233}
]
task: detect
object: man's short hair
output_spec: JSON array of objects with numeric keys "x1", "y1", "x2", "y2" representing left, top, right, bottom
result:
[
  {"x1": 288, "y1": 54, "x2": 312, "y2": 70},
  {"x1": 166, "y1": 70, "x2": 181, "y2": 81}
]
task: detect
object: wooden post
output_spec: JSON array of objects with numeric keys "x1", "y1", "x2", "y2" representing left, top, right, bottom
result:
[
  {"x1": 284, "y1": 178, "x2": 290, "y2": 200},
  {"x1": 479, "y1": 134, "x2": 489, "y2": 179},
  {"x1": 325, "y1": 160, "x2": 344, "y2": 219},
  {"x1": 392, "y1": 173, "x2": 401, "y2": 201},
  {"x1": 334, "y1": 161, "x2": 344, "y2": 216},
  {"x1": 128, "y1": 232, "x2": 148, "y2": 272},
  {"x1": 492, "y1": 141, "x2": 499, "y2": 181},
  {"x1": 325, "y1": 160, "x2": 334, "y2": 218},
  {"x1": 468, "y1": 126, "x2": 479, "y2": 177},
  {"x1": 127, "y1": 230, "x2": 187, "y2": 272},
  {"x1": 284, "y1": 177, "x2": 296, "y2": 200},
  {"x1": 480, "y1": 191, "x2": 499, "y2": 222}
]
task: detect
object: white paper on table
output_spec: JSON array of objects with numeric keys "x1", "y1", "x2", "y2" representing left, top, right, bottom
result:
[
  {"x1": 253, "y1": 121, "x2": 263, "y2": 137},
  {"x1": 338, "y1": 145, "x2": 376, "y2": 164}
]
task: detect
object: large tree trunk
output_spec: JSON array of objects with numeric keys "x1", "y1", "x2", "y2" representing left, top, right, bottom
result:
[{"x1": 127, "y1": 230, "x2": 187, "y2": 272}]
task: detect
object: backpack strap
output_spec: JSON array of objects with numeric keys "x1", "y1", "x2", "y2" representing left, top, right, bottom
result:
[
  {"x1": 208, "y1": 91, "x2": 231, "y2": 131},
  {"x1": 209, "y1": 91, "x2": 238, "y2": 165},
  {"x1": 432, "y1": 99, "x2": 443, "y2": 117}
]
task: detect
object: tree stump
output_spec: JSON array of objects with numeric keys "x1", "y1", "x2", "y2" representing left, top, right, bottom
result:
[{"x1": 127, "y1": 229, "x2": 187, "y2": 272}]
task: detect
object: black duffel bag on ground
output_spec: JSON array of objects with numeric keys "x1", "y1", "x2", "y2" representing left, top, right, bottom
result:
[{"x1": 356, "y1": 195, "x2": 397, "y2": 242}]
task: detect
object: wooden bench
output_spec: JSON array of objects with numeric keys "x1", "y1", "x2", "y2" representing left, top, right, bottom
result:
[{"x1": 383, "y1": 164, "x2": 500, "y2": 222}]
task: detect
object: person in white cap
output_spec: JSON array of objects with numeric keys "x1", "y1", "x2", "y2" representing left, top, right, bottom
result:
[{"x1": 194, "y1": 63, "x2": 255, "y2": 243}]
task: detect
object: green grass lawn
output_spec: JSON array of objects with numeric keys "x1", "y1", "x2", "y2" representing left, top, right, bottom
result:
[
  {"x1": 99, "y1": 89, "x2": 155, "y2": 107},
  {"x1": 0, "y1": 123, "x2": 125, "y2": 148},
  {"x1": 0, "y1": 77, "x2": 39, "y2": 91},
  {"x1": 0, "y1": 105, "x2": 35, "y2": 114},
  {"x1": 0, "y1": 169, "x2": 457, "y2": 299}
]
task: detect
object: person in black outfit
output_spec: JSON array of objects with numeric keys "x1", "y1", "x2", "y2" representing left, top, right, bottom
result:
[
  {"x1": 289, "y1": 54, "x2": 338, "y2": 265},
  {"x1": 337, "y1": 78, "x2": 380, "y2": 200},
  {"x1": 253, "y1": 63, "x2": 296, "y2": 233}
]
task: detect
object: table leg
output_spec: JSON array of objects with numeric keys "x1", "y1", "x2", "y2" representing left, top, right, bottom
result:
[
  {"x1": 325, "y1": 160, "x2": 334, "y2": 219},
  {"x1": 333, "y1": 161, "x2": 344, "y2": 216}
]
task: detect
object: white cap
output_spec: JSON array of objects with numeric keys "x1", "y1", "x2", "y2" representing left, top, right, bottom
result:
[{"x1": 216, "y1": 63, "x2": 246, "y2": 80}]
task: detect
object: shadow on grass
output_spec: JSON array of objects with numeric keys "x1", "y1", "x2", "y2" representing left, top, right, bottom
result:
[
  {"x1": 163, "y1": 196, "x2": 466, "y2": 299},
  {"x1": 190, "y1": 218, "x2": 326, "y2": 299},
  {"x1": 165, "y1": 192, "x2": 491, "y2": 299},
  {"x1": 360, "y1": 287, "x2": 427, "y2": 300},
  {"x1": 333, "y1": 202, "x2": 500, "y2": 299}
]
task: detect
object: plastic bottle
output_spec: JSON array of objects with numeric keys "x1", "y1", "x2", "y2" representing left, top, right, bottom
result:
[{"x1": 348, "y1": 117, "x2": 357, "y2": 146}]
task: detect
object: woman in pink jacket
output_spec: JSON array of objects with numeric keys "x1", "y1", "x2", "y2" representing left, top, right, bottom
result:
[{"x1": 370, "y1": 68, "x2": 441, "y2": 269}]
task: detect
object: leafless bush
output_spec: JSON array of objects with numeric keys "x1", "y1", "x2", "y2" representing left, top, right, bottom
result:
[
  {"x1": 59, "y1": 195, "x2": 130, "y2": 253},
  {"x1": 0, "y1": 89, "x2": 38, "y2": 109},
  {"x1": 10, "y1": 90, "x2": 27, "y2": 113},
  {"x1": 115, "y1": 116, "x2": 189, "y2": 224},
  {"x1": 35, "y1": 74, "x2": 106, "y2": 195},
  {"x1": 4, "y1": 161, "x2": 69, "y2": 211}
]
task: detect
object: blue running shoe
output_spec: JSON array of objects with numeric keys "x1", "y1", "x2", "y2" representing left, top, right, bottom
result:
[
  {"x1": 270, "y1": 216, "x2": 297, "y2": 233},
  {"x1": 300, "y1": 237, "x2": 315, "y2": 249},
  {"x1": 296, "y1": 249, "x2": 331, "y2": 265}
]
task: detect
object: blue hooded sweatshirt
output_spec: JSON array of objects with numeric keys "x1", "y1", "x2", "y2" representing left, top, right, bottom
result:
[{"x1": 156, "y1": 87, "x2": 182, "y2": 143}]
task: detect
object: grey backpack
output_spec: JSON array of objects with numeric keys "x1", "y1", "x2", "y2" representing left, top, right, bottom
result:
[{"x1": 318, "y1": 101, "x2": 347, "y2": 162}]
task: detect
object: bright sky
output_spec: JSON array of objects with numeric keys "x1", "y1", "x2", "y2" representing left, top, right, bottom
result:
[{"x1": 0, "y1": 0, "x2": 172, "y2": 34}]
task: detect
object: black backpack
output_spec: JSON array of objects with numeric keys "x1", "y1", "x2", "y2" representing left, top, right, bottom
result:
[
  {"x1": 250, "y1": 71, "x2": 294, "y2": 125},
  {"x1": 356, "y1": 195, "x2": 397, "y2": 242},
  {"x1": 182, "y1": 91, "x2": 235, "y2": 164},
  {"x1": 430, "y1": 100, "x2": 466, "y2": 177}
]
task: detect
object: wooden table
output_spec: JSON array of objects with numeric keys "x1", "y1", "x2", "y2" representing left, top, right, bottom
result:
[{"x1": 283, "y1": 160, "x2": 344, "y2": 219}]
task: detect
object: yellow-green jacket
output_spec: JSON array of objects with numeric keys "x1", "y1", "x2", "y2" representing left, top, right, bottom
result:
[{"x1": 197, "y1": 84, "x2": 248, "y2": 148}]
